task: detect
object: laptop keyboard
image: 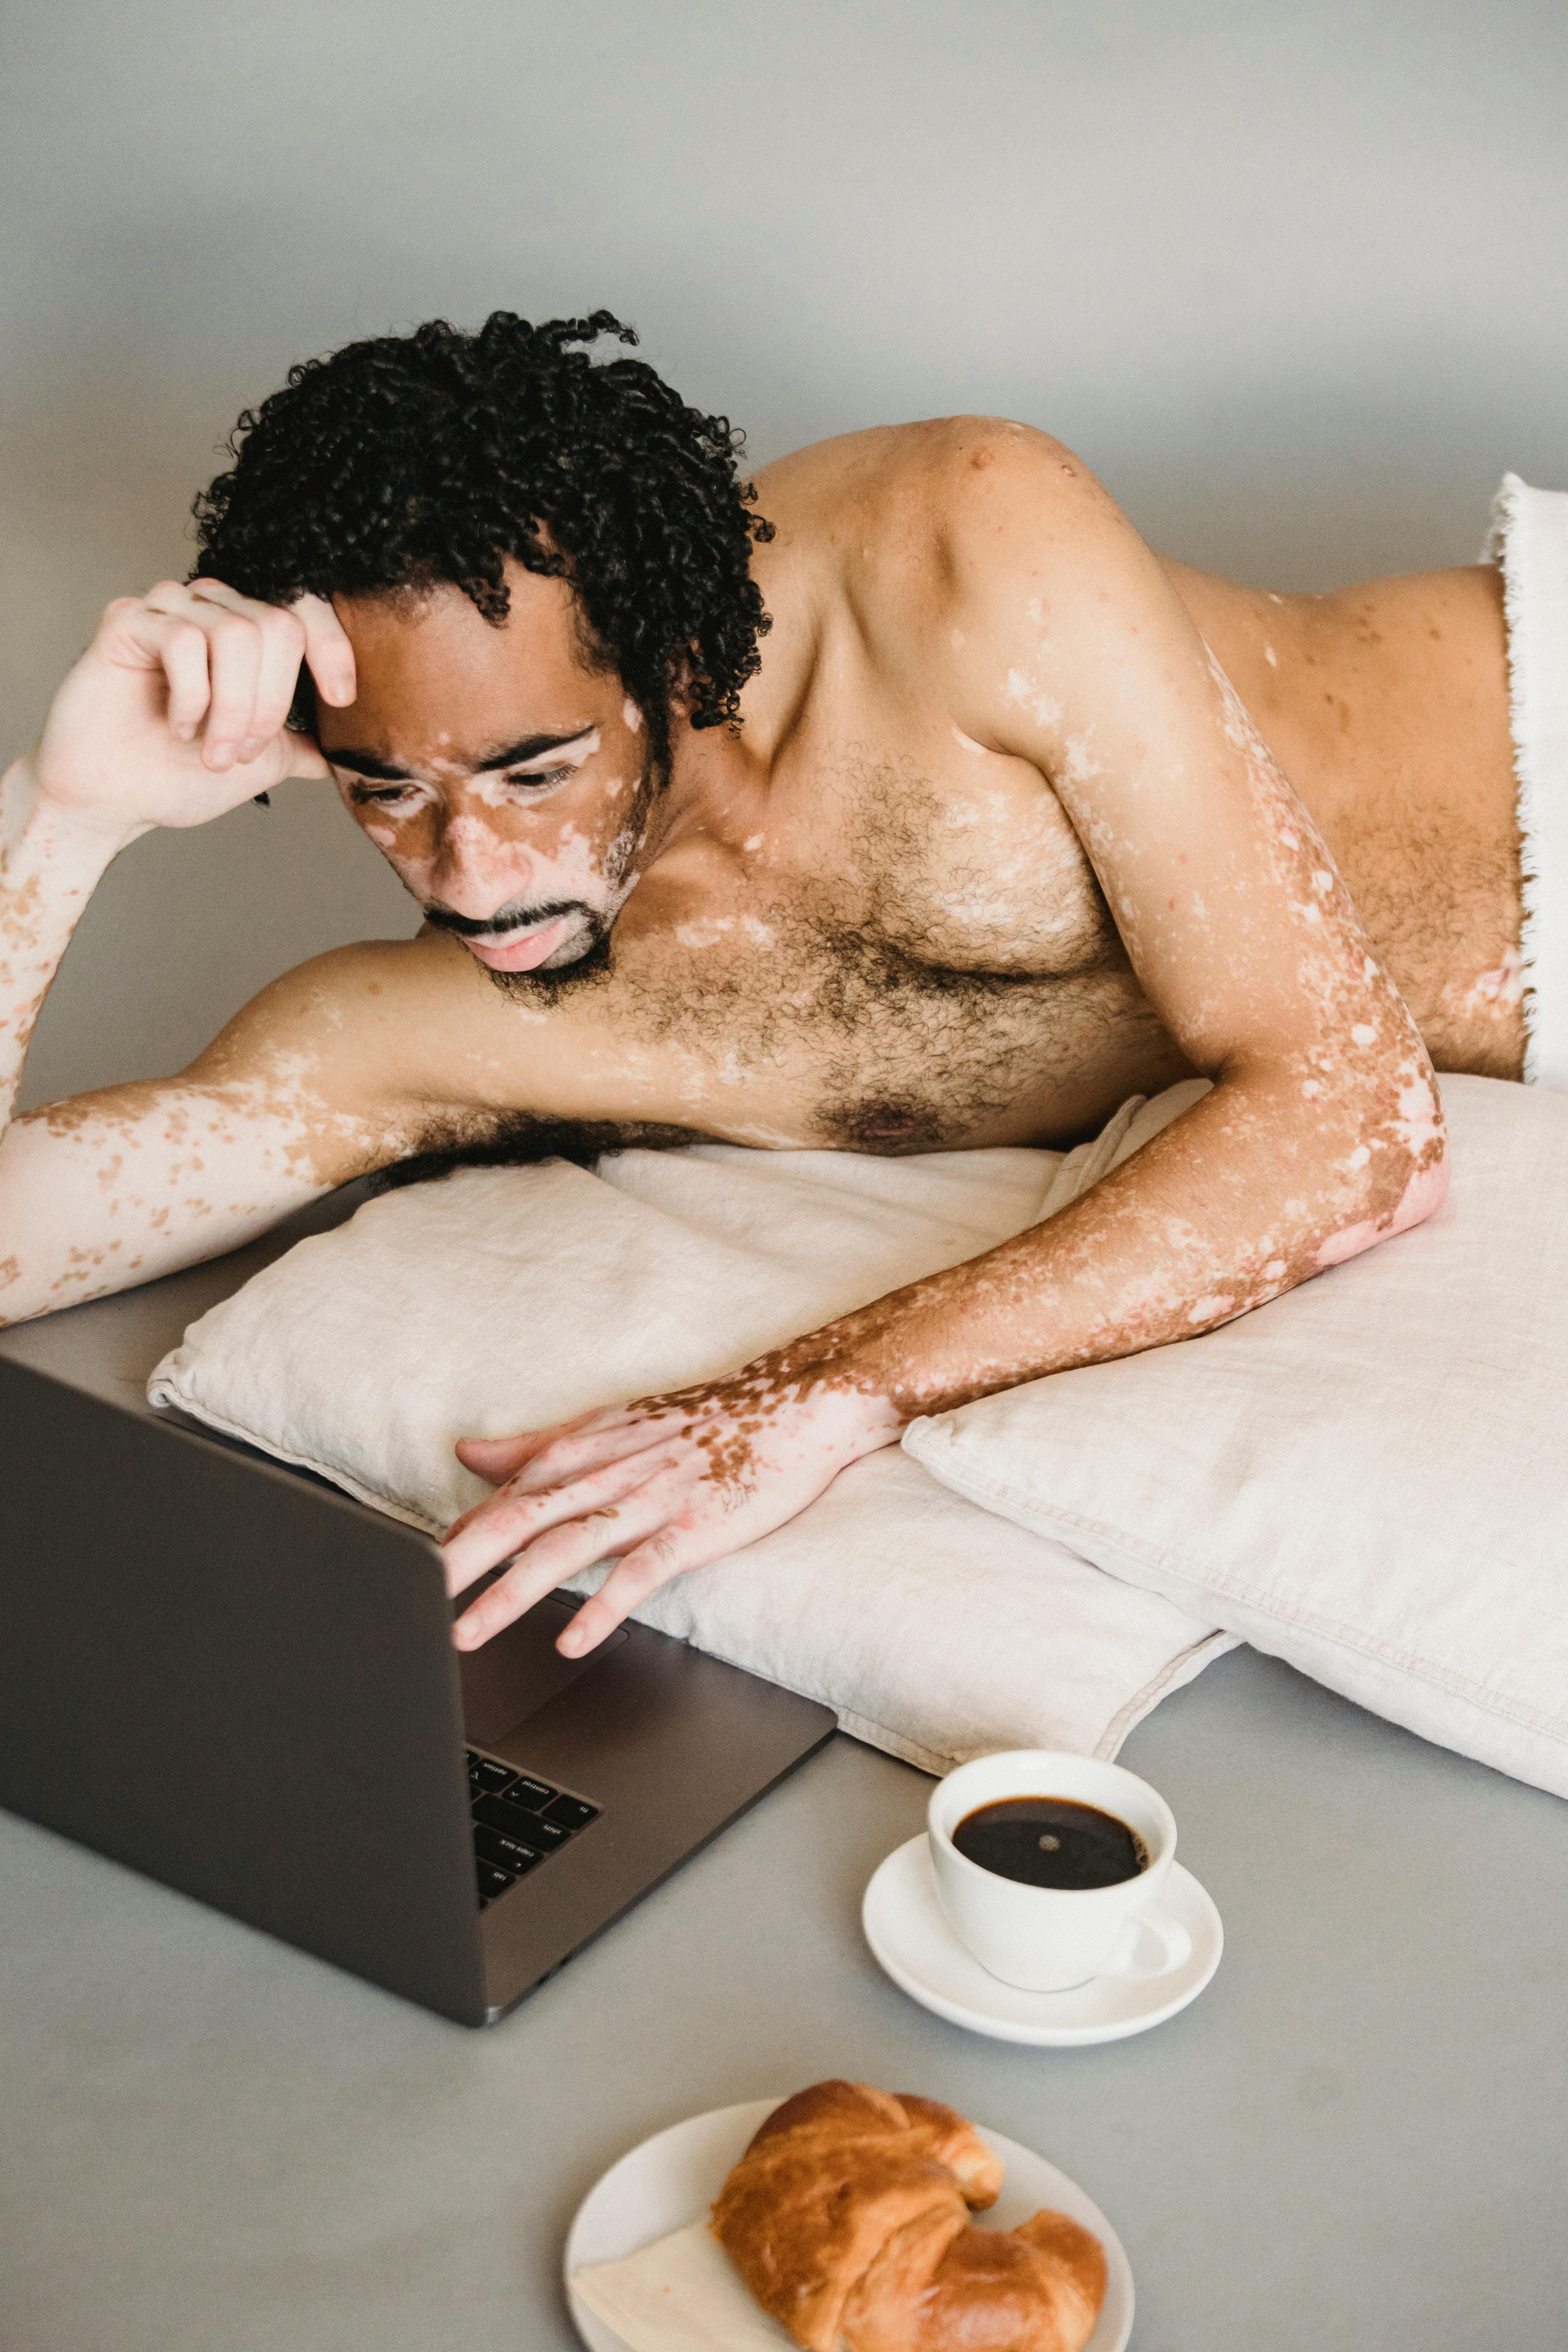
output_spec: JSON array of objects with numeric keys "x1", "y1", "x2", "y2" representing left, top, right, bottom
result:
[{"x1": 466, "y1": 1748, "x2": 600, "y2": 1907}]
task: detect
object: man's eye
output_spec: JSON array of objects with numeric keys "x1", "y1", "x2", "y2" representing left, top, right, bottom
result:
[{"x1": 506, "y1": 765, "x2": 574, "y2": 790}]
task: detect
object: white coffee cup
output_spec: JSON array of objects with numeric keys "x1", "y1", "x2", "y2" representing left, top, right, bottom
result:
[{"x1": 928, "y1": 1750, "x2": 1193, "y2": 1993}]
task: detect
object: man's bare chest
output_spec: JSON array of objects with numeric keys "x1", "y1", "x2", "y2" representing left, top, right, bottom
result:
[
  {"x1": 432, "y1": 756, "x2": 1193, "y2": 1165},
  {"x1": 604, "y1": 891, "x2": 1124, "y2": 1151}
]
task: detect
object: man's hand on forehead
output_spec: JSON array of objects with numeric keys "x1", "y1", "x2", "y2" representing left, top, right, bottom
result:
[{"x1": 26, "y1": 579, "x2": 354, "y2": 838}]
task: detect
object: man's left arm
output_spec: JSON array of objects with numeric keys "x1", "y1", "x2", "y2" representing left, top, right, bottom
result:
[{"x1": 443, "y1": 430, "x2": 1447, "y2": 1654}]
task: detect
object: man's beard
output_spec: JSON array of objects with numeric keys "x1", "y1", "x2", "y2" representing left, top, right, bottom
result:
[
  {"x1": 422, "y1": 758, "x2": 663, "y2": 1005},
  {"x1": 483, "y1": 912, "x2": 618, "y2": 1004}
]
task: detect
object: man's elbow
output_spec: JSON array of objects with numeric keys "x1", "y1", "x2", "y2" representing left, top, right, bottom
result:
[{"x1": 1312, "y1": 1098, "x2": 1451, "y2": 1272}]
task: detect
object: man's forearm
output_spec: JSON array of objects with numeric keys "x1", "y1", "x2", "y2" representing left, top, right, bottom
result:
[
  {"x1": 777, "y1": 1064, "x2": 1449, "y2": 1420},
  {"x1": 437, "y1": 1053, "x2": 1450, "y2": 1661},
  {"x1": 0, "y1": 759, "x2": 131, "y2": 1130}
]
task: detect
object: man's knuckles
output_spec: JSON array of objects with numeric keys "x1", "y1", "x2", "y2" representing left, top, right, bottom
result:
[
  {"x1": 258, "y1": 600, "x2": 306, "y2": 642},
  {"x1": 612, "y1": 1549, "x2": 670, "y2": 1595},
  {"x1": 209, "y1": 610, "x2": 257, "y2": 652}
]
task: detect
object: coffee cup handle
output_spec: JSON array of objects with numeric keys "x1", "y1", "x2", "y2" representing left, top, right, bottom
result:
[{"x1": 1105, "y1": 1898, "x2": 1192, "y2": 1982}]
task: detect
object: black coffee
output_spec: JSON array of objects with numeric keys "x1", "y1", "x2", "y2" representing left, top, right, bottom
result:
[{"x1": 952, "y1": 1796, "x2": 1149, "y2": 1890}]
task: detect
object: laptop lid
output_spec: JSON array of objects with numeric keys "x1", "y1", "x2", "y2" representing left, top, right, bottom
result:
[
  {"x1": 0, "y1": 1355, "x2": 488, "y2": 2024},
  {"x1": 0, "y1": 1349, "x2": 839, "y2": 2025}
]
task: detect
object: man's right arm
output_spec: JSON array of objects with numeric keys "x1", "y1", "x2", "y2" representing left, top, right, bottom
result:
[{"x1": 0, "y1": 578, "x2": 414, "y2": 1325}]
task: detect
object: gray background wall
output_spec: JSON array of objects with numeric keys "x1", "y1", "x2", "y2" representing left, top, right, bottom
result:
[{"x1": 5, "y1": 0, "x2": 1565, "y2": 1110}]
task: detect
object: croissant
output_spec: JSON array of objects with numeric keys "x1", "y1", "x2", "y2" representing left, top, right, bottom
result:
[{"x1": 711, "y1": 2080, "x2": 1107, "y2": 2352}]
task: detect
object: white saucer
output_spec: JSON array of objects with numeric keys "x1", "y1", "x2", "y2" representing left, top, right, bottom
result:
[
  {"x1": 863, "y1": 1835, "x2": 1222, "y2": 2046},
  {"x1": 564, "y1": 2096, "x2": 1134, "y2": 2352}
]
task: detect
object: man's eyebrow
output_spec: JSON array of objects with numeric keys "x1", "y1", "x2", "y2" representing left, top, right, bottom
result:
[
  {"x1": 472, "y1": 728, "x2": 598, "y2": 772},
  {"x1": 324, "y1": 729, "x2": 597, "y2": 781},
  {"x1": 322, "y1": 748, "x2": 417, "y2": 781}
]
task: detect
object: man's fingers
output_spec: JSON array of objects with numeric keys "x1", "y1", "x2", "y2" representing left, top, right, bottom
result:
[
  {"x1": 454, "y1": 1430, "x2": 555, "y2": 1483},
  {"x1": 184, "y1": 584, "x2": 297, "y2": 767},
  {"x1": 450, "y1": 1479, "x2": 683, "y2": 1650},
  {"x1": 99, "y1": 599, "x2": 240, "y2": 751},
  {"x1": 159, "y1": 619, "x2": 214, "y2": 740},
  {"x1": 98, "y1": 595, "x2": 210, "y2": 709},
  {"x1": 489, "y1": 1415, "x2": 665, "y2": 1497},
  {"x1": 452, "y1": 1412, "x2": 657, "y2": 1500},
  {"x1": 147, "y1": 580, "x2": 348, "y2": 764},
  {"x1": 442, "y1": 1445, "x2": 680, "y2": 1592},
  {"x1": 133, "y1": 581, "x2": 266, "y2": 770},
  {"x1": 557, "y1": 1530, "x2": 702, "y2": 1657},
  {"x1": 295, "y1": 593, "x2": 357, "y2": 708},
  {"x1": 198, "y1": 613, "x2": 263, "y2": 769},
  {"x1": 248, "y1": 606, "x2": 309, "y2": 749},
  {"x1": 454, "y1": 1405, "x2": 610, "y2": 1485},
  {"x1": 443, "y1": 1449, "x2": 645, "y2": 1575}
]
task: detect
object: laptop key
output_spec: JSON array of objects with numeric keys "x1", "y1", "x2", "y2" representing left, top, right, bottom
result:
[
  {"x1": 492, "y1": 1774, "x2": 554, "y2": 1813},
  {"x1": 541, "y1": 1794, "x2": 599, "y2": 1832},
  {"x1": 467, "y1": 1754, "x2": 519, "y2": 1795},
  {"x1": 475, "y1": 1860, "x2": 515, "y2": 1902},
  {"x1": 473, "y1": 1790, "x2": 565, "y2": 1843},
  {"x1": 474, "y1": 1824, "x2": 543, "y2": 1877},
  {"x1": 521, "y1": 1814, "x2": 570, "y2": 1851}
]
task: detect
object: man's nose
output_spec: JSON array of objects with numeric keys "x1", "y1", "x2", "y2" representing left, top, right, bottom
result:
[{"x1": 426, "y1": 813, "x2": 535, "y2": 919}]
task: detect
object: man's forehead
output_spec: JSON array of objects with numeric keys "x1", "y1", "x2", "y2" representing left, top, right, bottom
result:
[
  {"x1": 335, "y1": 564, "x2": 590, "y2": 673},
  {"x1": 333, "y1": 557, "x2": 574, "y2": 647}
]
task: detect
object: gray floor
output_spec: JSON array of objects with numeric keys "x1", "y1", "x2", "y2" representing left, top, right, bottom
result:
[{"x1": 2, "y1": 1639, "x2": 1565, "y2": 2351}]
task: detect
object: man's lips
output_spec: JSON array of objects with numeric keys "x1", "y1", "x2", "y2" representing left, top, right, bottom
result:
[{"x1": 461, "y1": 916, "x2": 573, "y2": 973}]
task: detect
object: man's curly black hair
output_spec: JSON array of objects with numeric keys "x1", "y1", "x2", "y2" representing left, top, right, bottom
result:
[{"x1": 190, "y1": 310, "x2": 774, "y2": 764}]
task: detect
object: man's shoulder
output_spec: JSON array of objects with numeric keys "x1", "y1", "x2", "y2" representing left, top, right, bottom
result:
[
  {"x1": 195, "y1": 927, "x2": 515, "y2": 1110},
  {"x1": 245, "y1": 927, "x2": 475, "y2": 1026},
  {"x1": 752, "y1": 423, "x2": 1130, "y2": 723},
  {"x1": 758, "y1": 417, "x2": 1094, "y2": 532},
  {"x1": 757, "y1": 419, "x2": 1121, "y2": 640}
]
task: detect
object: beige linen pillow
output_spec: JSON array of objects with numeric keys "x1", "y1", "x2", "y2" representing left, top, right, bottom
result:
[
  {"x1": 148, "y1": 1103, "x2": 1232, "y2": 1775},
  {"x1": 906, "y1": 1074, "x2": 1568, "y2": 1798}
]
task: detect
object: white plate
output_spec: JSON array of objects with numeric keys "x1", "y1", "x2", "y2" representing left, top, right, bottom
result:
[
  {"x1": 863, "y1": 1835, "x2": 1222, "y2": 2047},
  {"x1": 564, "y1": 2096, "x2": 1133, "y2": 2352}
]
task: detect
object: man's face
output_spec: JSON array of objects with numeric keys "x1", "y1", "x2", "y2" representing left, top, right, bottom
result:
[{"x1": 318, "y1": 560, "x2": 657, "y2": 989}]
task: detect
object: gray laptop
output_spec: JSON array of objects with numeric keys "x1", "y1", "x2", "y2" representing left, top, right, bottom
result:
[{"x1": 0, "y1": 1198, "x2": 835, "y2": 2027}]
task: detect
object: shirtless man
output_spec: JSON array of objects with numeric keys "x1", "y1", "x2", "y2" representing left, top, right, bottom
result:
[{"x1": 0, "y1": 312, "x2": 1521, "y2": 1661}]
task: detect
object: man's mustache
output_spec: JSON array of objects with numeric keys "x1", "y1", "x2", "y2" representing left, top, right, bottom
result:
[{"x1": 420, "y1": 897, "x2": 590, "y2": 940}]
